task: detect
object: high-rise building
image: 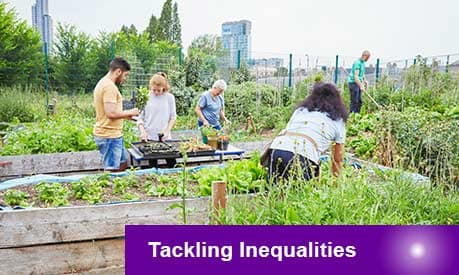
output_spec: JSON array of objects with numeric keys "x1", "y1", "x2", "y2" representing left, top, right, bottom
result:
[
  {"x1": 221, "y1": 20, "x2": 252, "y2": 68},
  {"x1": 32, "y1": 0, "x2": 53, "y2": 53}
]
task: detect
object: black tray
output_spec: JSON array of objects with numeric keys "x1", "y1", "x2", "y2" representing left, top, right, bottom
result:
[{"x1": 130, "y1": 140, "x2": 216, "y2": 159}]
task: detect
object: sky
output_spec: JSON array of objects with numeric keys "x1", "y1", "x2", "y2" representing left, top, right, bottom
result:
[{"x1": 4, "y1": 0, "x2": 459, "y2": 63}]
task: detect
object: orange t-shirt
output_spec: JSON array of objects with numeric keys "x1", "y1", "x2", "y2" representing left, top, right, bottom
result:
[{"x1": 93, "y1": 76, "x2": 123, "y2": 138}]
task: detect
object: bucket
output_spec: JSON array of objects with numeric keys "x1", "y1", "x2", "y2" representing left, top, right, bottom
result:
[
  {"x1": 217, "y1": 139, "x2": 229, "y2": 150},
  {"x1": 207, "y1": 136, "x2": 218, "y2": 149}
]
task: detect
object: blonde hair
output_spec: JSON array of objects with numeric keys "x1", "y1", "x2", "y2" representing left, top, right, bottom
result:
[{"x1": 149, "y1": 72, "x2": 170, "y2": 92}]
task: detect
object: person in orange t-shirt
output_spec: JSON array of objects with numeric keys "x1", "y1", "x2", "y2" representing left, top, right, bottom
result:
[{"x1": 93, "y1": 57, "x2": 139, "y2": 171}]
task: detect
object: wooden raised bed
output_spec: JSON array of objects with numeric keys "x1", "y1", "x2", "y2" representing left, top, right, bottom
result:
[{"x1": 0, "y1": 197, "x2": 210, "y2": 274}]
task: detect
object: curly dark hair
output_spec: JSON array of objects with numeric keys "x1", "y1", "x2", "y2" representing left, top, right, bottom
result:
[{"x1": 297, "y1": 82, "x2": 348, "y2": 122}]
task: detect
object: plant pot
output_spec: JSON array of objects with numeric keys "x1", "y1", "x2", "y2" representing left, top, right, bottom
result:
[
  {"x1": 217, "y1": 139, "x2": 230, "y2": 150},
  {"x1": 207, "y1": 136, "x2": 218, "y2": 149},
  {"x1": 202, "y1": 135, "x2": 208, "y2": 144}
]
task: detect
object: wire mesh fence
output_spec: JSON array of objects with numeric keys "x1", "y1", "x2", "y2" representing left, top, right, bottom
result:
[{"x1": 41, "y1": 41, "x2": 459, "y2": 101}]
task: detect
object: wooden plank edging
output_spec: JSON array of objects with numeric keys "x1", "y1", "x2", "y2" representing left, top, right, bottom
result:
[{"x1": 0, "y1": 197, "x2": 210, "y2": 249}]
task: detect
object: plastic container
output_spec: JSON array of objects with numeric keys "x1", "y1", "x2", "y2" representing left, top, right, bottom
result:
[
  {"x1": 217, "y1": 139, "x2": 229, "y2": 150},
  {"x1": 207, "y1": 136, "x2": 218, "y2": 149}
]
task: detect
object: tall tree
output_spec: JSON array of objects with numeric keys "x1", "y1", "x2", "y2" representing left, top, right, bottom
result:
[
  {"x1": 155, "y1": 0, "x2": 172, "y2": 42},
  {"x1": 53, "y1": 23, "x2": 92, "y2": 94},
  {"x1": 0, "y1": 3, "x2": 43, "y2": 86},
  {"x1": 145, "y1": 15, "x2": 158, "y2": 43},
  {"x1": 171, "y1": 2, "x2": 182, "y2": 47},
  {"x1": 185, "y1": 34, "x2": 226, "y2": 89}
]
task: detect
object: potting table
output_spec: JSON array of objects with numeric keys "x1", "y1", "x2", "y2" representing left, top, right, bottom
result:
[{"x1": 128, "y1": 144, "x2": 245, "y2": 167}]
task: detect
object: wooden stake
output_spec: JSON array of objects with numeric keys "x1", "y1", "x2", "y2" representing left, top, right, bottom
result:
[
  {"x1": 212, "y1": 181, "x2": 227, "y2": 224},
  {"x1": 248, "y1": 113, "x2": 257, "y2": 134}
]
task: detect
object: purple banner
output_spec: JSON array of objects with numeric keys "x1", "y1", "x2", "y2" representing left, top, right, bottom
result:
[{"x1": 125, "y1": 225, "x2": 458, "y2": 275}]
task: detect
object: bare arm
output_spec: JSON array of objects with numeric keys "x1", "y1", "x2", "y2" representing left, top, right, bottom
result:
[
  {"x1": 104, "y1": 102, "x2": 139, "y2": 119},
  {"x1": 219, "y1": 108, "x2": 229, "y2": 123},
  {"x1": 353, "y1": 69, "x2": 366, "y2": 92},
  {"x1": 331, "y1": 143, "x2": 344, "y2": 177}
]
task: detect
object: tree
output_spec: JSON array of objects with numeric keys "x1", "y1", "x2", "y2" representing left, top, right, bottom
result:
[
  {"x1": 155, "y1": 0, "x2": 173, "y2": 42},
  {"x1": 231, "y1": 61, "x2": 253, "y2": 84},
  {"x1": 120, "y1": 24, "x2": 138, "y2": 36},
  {"x1": 171, "y1": 2, "x2": 182, "y2": 47},
  {"x1": 145, "y1": 15, "x2": 158, "y2": 43},
  {"x1": 185, "y1": 34, "x2": 227, "y2": 88},
  {"x1": 52, "y1": 23, "x2": 92, "y2": 94},
  {"x1": 86, "y1": 32, "x2": 116, "y2": 88},
  {"x1": 0, "y1": 3, "x2": 43, "y2": 86}
]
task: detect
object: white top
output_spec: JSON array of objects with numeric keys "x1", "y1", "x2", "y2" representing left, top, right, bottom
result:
[
  {"x1": 137, "y1": 93, "x2": 176, "y2": 140},
  {"x1": 269, "y1": 108, "x2": 346, "y2": 164}
]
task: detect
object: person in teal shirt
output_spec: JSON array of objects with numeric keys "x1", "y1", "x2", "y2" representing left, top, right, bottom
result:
[{"x1": 348, "y1": 50, "x2": 371, "y2": 113}]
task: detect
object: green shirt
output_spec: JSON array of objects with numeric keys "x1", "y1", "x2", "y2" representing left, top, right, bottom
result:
[{"x1": 348, "y1": 58, "x2": 366, "y2": 83}]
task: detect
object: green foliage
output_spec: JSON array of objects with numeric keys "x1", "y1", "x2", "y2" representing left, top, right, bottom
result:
[
  {"x1": 0, "y1": 3, "x2": 43, "y2": 86},
  {"x1": 4, "y1": 189, "x2": 28, "y2": 207},
  {"x1": 36, "y1": 182, "x2": 70, "y2": 207},
  {"x1": 71, "y1": 177, "x2": 108, "y2": 204},
  {"x1": 223, "y1": 165, "x2": 459, "y2": 225},
  {"x1": 185, "y1": 35, "x2": 227, "y2": 89},
  {"x1": 224, "y1": 82, "x2": 289, "y2": 130},
  {"x1": 375, "y1": 108, "x2": 459, "y2": 185},
  {"x1": 145, "y1": 15, "x2": 158, "y2": 43},
  {"x1": 0, "y1": 114, "x2": 138, "y2": 156},
  {"x1": 153, "y1": 0, "x2": 182, "y2": 46},
  {"x1": 230, "y1": 61, "x2": 253, "y2": 84},
  {"x1": 85, "y1": 32, "x2": 116, "y2": 88},
  {"x1": 171, "y1": 86, "x2": 197, "y2": 115},
  {"x1": 171, "y1": 2, "x2": 182, "y2": 47},
  {"x1": 192, "y1": 156, "x2": 266, "y2": 196},
  {"x1": 200, "y1": 126, "x2": 219, "y2": 137},
  {"x1": 0, "y1": 86, "x2": 46, "y2": 122},
  {"x1": 113, "y1": 172, "x2": 139, "y2": 194},
  {"x1": 52, "y1": 23, "x2": 92, "y2": 94},
  {"x1": 135, "y1": 86, "x2": 150, "y2": 110},
  {"x1": 155, "y1": 0, "x2": 173, "y2": 42}
]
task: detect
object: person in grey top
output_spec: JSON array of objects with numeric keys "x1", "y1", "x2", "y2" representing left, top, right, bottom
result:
[
  {"x1": 137, "y1": 72, "x2": 177, "y2": 168},
  {"x1": 195, "y1": 79, "x2": 230, "y2": 130},
  {"x1": 265, "y1": 83, "x2": 348, "y2": 182}
]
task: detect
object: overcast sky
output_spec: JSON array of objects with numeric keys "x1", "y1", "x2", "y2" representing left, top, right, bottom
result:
[{"x1": 4, "y1": 0, "x2": 459, "y2": 64}]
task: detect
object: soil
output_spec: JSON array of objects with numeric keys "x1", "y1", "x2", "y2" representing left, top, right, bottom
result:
[{"x1": 0, "y1": 174, "x2": 199, "y2": 209}]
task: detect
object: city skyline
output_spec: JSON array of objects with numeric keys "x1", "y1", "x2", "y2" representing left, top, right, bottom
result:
[{"x1": 3, "y1": 0, "x2": 459, "y2": 62}]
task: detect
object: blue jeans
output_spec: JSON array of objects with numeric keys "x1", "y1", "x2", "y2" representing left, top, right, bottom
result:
[
  {"x1": 94, "y1": 137, "x2": 127, "y2": 170},
  {"x1": 349, "y1": 82, "x2": 362, "y2": 113}
]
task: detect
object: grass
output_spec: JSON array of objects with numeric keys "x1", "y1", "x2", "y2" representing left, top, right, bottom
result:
[{"x1": 221, "y1": 163, "x2": 459, "y2": 225}]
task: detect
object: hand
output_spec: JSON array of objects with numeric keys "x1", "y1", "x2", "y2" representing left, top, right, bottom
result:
[
  {"x1": 140, "y1": 131, "x2": 148, "y2": 141},
  {"x1": 203, "y1": 120, "x2": 210, "y2": 127},
  {"x1": 129, "y1": 108, "x2": 140, "y2": 117},
  {"x1": 161, "y1": 130, "x2": 170, "y2": 142},
  {"x1": 224, "y1": 119, "x2": 231, "y2": 125},
  {"x1": 360, "y1": 85, "x2": 366, "y2": 93}
]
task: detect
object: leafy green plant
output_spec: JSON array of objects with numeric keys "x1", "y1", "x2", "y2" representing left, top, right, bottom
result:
[
  {"x1": 200, "y1": 126, "x2": 219, "y2": 137},
  {"x1": 135, "y1": 86, "x2": 150, "y2": 110},
  {"x1": 36, "y1": 182, "x2": 70, "y2": 207},
  {"x1": 71, "y1": 177, "x2": 106, "y2": 204},
  {"x1": 4, "y1": 189, "x2": 28, "y2": 207}
]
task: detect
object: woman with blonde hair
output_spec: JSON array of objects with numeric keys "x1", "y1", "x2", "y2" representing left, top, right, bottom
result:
[{"x1": 137, "y1": 72, "x2": 177, "y2": 167}]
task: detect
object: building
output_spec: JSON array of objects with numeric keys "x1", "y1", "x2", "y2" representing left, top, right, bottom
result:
[
  {"x1": 221, "y1": 20, "x2": 252, "y2": 68},
  {"x1": 254, "y1": 58, "x2": 284, "y2": 68},
  {"x1": 32, "y1": 0, "x2": 53, "y2": 53}
]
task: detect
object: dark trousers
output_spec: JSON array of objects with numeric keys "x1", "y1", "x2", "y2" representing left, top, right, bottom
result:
[
  {"x1": 349, "y1": 82, "x2": 362, "y2": 113},
  {"x1": 266, "y1": 149, "x2": 319, "y2": 183}
]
